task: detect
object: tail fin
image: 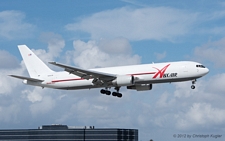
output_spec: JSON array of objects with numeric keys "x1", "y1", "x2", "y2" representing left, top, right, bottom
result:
[{"x1": 18, "y1": 45, "x2": 54, "y2": 78}]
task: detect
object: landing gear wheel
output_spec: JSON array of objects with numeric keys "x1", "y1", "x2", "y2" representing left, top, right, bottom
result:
[
  {"x1": 100, "y1": 89, "x2": 111, "y2": 95},
  {"x1": 112, "y1": 92, "x2": 122, "y2": 98},
  {"x1": 113, "y1": 87, "x2": 123, "y2": 98},
  {"x1": 191, "y1": 79, "x2": 196, "y2": 89},
  {"x1": 100, "y1": 89, "x2": 106, "y2": 94},
  {"x1": 112, "y1": 92, "x2": 117, "y2": 96},
  {"x1": 105, "y1": 91, "x2": 111, "y2": 95},
  {"x1": 117, "y1": 93, "x2": 122, "y2": 98}
]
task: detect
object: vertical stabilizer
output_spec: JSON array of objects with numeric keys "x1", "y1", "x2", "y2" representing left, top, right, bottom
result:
[{"x1": 18, "y1": 45, "x2": 54, "y2": 78}]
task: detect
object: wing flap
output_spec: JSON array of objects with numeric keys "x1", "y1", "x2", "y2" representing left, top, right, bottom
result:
[
  {"x1": 9, "y1": 75, "x2": 44, "y2": 82},
  {"x1": 49, "y1": 62, "x2": 116, "y2": 81}
]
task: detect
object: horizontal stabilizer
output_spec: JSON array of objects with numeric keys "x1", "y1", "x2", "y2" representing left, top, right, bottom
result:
[{"x1": 9, "y1": 75, "x2": 44, "y2": 82}]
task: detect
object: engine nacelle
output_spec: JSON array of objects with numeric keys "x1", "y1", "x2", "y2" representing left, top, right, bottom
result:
[
  {"x1": 112, "y1": 75, "x2": 134, "y2": 86},
  {"x1": 127, "y1": 84, "x2": 152, "y2": 91}
]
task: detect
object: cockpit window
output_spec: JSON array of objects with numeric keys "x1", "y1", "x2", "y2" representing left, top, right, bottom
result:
[{"x1": 196, "y1": 65, "x2": 205, "y2": 68}]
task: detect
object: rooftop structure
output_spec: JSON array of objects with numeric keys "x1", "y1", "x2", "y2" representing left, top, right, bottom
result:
[{"x1": 0, "y1": 124, "x2": 138, "y2": 141}]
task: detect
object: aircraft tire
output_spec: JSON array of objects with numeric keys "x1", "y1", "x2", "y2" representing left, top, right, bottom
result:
[
  {"x1": 112, "y1": 92, "x2": 117, "y2": 96},
  {"x1": 100, "y1": 89, "x2": 106, "y2": 94},
  {"x1": 117, "y1": 93, "x2": 122, "y2": 98},
  {"x1": 191, "y1": 85, "x2": 195, "y2": 89},
  {"x1": 105, "y1": 91, "x2": 111, "y2": 95}
]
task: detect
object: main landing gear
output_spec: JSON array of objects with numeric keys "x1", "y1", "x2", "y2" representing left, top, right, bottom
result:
[
  {"x1": 100, "y1": 89, "x2": 111, "y2": 95},
  {"x1": 100, "y1": 87, "x2": 122, "y2": 98},
  {"x1": 191, "y1": 79, "x2": 196, "y2": 89}
]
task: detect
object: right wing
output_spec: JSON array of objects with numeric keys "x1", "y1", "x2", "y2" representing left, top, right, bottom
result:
[
  {"x1": 9, "y1": 75, "x2": 44, "y2": 82},
  {"x1": 49, "y1": 62, "x2": 116, "y2": 82}
]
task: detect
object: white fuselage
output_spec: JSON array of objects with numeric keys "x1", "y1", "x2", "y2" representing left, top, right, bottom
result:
[{"x1": 24, "y1": 61, "x2": 209, "y2": 90}]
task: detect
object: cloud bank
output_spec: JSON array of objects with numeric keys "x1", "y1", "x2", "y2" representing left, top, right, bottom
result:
[
  {"x1": 0, "y1": 10, "x2": 35, "y2": 40},
  {"x1": 66, "y1": 7, "x2": 198, "y2": 41}
]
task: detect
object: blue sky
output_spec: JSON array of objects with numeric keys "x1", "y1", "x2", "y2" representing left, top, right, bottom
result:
[{"x1": 1, "y1": 0, "x2": 225, "y2": 140}]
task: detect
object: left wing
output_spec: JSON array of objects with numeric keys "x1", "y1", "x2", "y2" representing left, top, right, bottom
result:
[{"x1": 49, "y1": 62, "x2": 116, "y2": 83}]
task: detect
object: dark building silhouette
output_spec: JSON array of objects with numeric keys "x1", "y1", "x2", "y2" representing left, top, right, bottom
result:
[{"x1": 0, "y1": 125, "x2": 138, "y2": 141}]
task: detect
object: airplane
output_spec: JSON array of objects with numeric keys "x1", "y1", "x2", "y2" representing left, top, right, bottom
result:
[{"x1": 10, "y1": 45, "x2": 209, "y2": 98}]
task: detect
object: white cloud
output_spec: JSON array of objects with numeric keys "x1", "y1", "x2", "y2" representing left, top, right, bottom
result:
[
  {"x1": 0, "y1": 10, "x2": 35, "y2": 40},
  {"x1": 67, "y1": 39, "x2": 141, "y2": 68},
  {"x1": 39, "y1": 32, "x2": 65, "y2": 59},
  {"x1": 207, "y1": 73, "x2": 225, "y2": 94},
  {"x1": 171, "y1": 74, "x2": 225, "y2": 132},
  {"x1": 176, "y1": 103, "x2": 225, "y2": 130},
  {"x1": 154, "y1": 51, "x2": 166, "y2": 61},
  {"x1": 194, "y1": 37, "x2": 225, "y2": 67},
  {"x1": 29, "y1": 95, "x2": 56, "y2": 116},
  {"x1": 0, "y1": 104, "x2": 20, "y2": 123},
  {"x1": 0, "y1": 67, "x2": 25, "y2": 95},
  {"x1": 98, "y1": 38, "x2": 132, "y2": 54},
  {"x1": 32, "y1": 32, "x2": 65, "y2": 65},
  {"x1": 66, "y1": 7, "x2": 198, "y2": 41},
  {"x1": 156, "y1": 92, "x2": 175, "y2": 108},
  {"x1": 0, "y1": 50, "x2": 19, "y2": 69},
  {"x1": 0, "y1": 50, "x2": 23, "y2": 95},
  {"x1": 206, "y1": 10, "x2": 225, "y2": 21},
  {"x1": 23, "y1": 89, "x2": 43, "y2": 103},
  {"x1": 174, "y1": 81, "x2": 195, "y2": 98}
]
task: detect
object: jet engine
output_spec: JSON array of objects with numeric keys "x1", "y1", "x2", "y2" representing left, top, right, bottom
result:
[
  {"x1": 112, "y1": 75, "x2": 134, "y2": 86},
  {"x1": 127, "y1": 84, "x2": 152, "y2": 91}
]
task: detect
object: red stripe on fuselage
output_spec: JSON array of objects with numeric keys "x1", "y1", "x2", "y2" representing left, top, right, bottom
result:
[
  {"x1": 52, "y1": 78, "x2": 84, "y2": 83},
  {"x1": 51, "y1": 72, "x2": 156, "y2": 83},
  {"x1": 129, "y1": 72, "x2": 156, "y2": 75}
]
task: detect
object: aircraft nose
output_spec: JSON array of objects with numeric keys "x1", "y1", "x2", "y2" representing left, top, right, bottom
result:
[{"x1": 203, "y1": 67, "x2": 209, "y2": 75}]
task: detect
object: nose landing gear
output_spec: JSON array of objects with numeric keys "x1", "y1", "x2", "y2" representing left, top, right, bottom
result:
[{"x1": 191, "y1": 79, "x2": 196, "y2": 89}]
